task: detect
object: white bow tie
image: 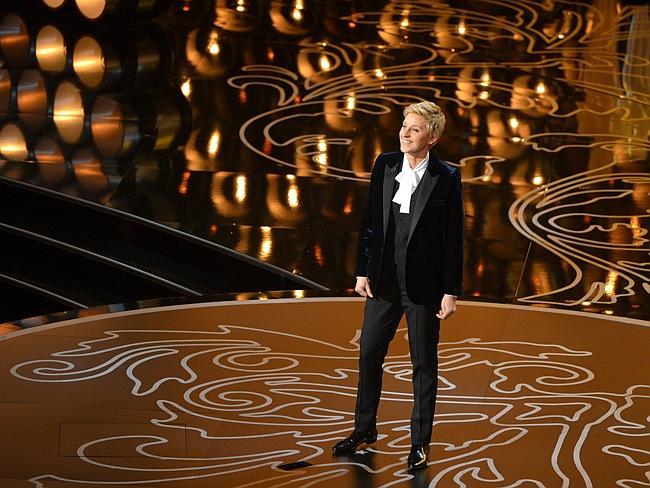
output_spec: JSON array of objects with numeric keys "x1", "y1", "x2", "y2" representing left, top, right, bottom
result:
[{"x1": 392, "y1": 159, "x2": 427, "y2": 213}]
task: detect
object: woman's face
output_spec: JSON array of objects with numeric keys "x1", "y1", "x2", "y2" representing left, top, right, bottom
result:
[{"x1": 399, "y1": 113, "x2": 436, "y2": 157}]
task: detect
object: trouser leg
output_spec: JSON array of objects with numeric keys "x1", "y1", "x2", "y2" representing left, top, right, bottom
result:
[
  {"x1": 353, "y1": 296, "x2": 402, "y2": 435},
  {"x1": 403, "y1": 299, "x2": 440, "y2": 445}
]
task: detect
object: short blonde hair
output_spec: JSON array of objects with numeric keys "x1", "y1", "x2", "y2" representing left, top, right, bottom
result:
[{"x1": 403, "y1": 101, "x2": 446, "y2": 141}]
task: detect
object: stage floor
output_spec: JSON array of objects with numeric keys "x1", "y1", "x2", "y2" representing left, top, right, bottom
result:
[{"x1": 1, "y1": 298, "x2": 648, "y2": 487}]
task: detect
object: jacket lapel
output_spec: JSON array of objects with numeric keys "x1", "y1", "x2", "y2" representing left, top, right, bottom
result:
[
  {"x1": 407, "y1": 161, "x2": 439, "y2": 245},
  {"x1": 383, "y1": 156, "x2": 399, "y2": 238}
]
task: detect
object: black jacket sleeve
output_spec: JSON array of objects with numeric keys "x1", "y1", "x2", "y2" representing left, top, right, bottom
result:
[
  {"x1": 442, "y1": 167, "x2": 464, "y2": 296},
  {"x1": 354, "y1": 155, "x2": 382, "y2": 277}
]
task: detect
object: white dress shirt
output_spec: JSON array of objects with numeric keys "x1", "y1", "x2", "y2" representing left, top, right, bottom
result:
[{"x1": 392, "y1": 153, "x2": 429, "y2": 213}]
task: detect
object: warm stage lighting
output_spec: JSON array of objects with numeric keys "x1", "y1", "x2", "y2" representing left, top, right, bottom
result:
[
  {"x1": 42, "y1": 0, "x2": 66, "y2": 7},
  {"x1": 345, "y1": 93, "x2": 356, "y2": 111},
  {"x1": 480, "y1": 71, "x2": 491, "y2": 87},
  {"x1": 53, "y1": 81, "x2": 86, "y2": 144},
  {"x1": 75, "y1": 0, "x2": 107, "y2": 20},
  {"x1": 34, "y1": 137, "x2": 65, "y2": 164},
  {"x1": 91, "y1": 95, "x2": 139, "y2": 157},
  {"x1": 0, "y1": 14, "x2": 31, "y2": 68},
  {"x1": 259, "y1": 226, "x2": 272, "y2": 260},
  {"x1": 319, "y1": 55, "x2": 331, "y2": 71},
  {"x1": 36, "y1": 25, "x2": 67, "y2": 73},
  {"x1": 17, "y1": 70, "x2": 49, "y2": 132},
  {"x1": 0, "y1": 123, "x2": 29, "y2": 161},
  {"x1": 181, "y1": 78, "x2": 192, "y2": 98},
  {"x1": 71, "y1": 148, "x2": 109, "y2": 195},
  {"x1": 73, "y1": 36, "x2": 109, "y2": 89},
  {"x1": 287, "y1": 183, "x2": 299, "y2": 208},
  {"x1": 35, "y1": 136, "x2": 67, "y2": 186},
  {"x1": 207, "y1": 130, "x2": 221, "y2": 158},
  {"x1": 234, "y1": 175, "x2": 247, "y2": 203}
]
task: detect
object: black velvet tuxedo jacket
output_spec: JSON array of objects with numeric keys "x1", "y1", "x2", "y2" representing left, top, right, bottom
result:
[{"x1": 355, "y1": 151, "x2": 464, "y2": 304}]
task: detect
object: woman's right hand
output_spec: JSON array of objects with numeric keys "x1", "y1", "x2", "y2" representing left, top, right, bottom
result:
[{"x1": 355, "y1": 277, "x2": 374, "y2": 298}]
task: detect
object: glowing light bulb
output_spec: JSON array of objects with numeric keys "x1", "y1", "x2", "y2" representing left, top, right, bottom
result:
[
  {"x1": 480, "y1": 71, "x2": 490, "y2": 87},
  {"x1": 400, "y1": 9, "x2": 410, "y2": 28},
  {"x1": 346, "y1": 93, "x2": 356, "y2": 110},
  {"x1": 604, "y1": 271, "x2": 617, "y2": 296},
  {"x1": 259, "y1": 226, "x2": 272, "y2": 260},
  {"x1": 319, "y1": 55, "x2": 331, "y2": 70},
  {"x1": 181, "y1": 79, "x2": 191, "y2": 98},
  {"x1": 208, "y1": 130, "x2": 221, "y2": 158},
  {"x1": 234, "y1": 175, "x2": 247, "y2": 203},
  {"x1": 287, "y1": 184, "x2": 299, "y2": 208}
]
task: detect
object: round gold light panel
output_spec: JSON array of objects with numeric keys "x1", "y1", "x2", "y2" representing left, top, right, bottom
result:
[
  {"x1": 73, "y1": 35, "x2": 106, "y2": 89},
  {"x1": 53, "y1": 81, "x2": 85, "y2": 144},
  {"x1": 36, "y1": 25, "x2": 67, "y2": 73},
  {"x1": 0, "y1": 123, "x2": 29, "y2": 161},
  {"x1": 42, "y1": 0, "x2": 66, "y2": 8},
  {"x1": 74, "y1": 0, "x2": 107, "y2": 20}
]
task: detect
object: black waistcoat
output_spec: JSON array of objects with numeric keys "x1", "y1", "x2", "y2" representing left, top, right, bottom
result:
[{"x1": 378, "y1": 179, "x2": 424, "y2": 298}]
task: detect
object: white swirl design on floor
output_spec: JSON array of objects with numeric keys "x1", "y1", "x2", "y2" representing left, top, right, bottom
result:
[{"x1": 10, "y1": 325, "x2": 650, "y2": 487}]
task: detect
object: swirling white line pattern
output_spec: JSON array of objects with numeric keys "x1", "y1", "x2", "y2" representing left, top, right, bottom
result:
[
  {"x1": 509, "y1": 160, "x2": 650, "y2": 308},
  {"x1": 222, "y1": 0, "x2": 650, "y2": 311},
  {"x1": 7, "y1": 303, "x2": 649, "y2": 488},
  {"x1": 227, "y1": 1, "x2": 650, "y2": 181}
]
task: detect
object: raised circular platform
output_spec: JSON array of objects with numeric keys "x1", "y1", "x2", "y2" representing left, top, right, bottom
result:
[{"x1": 0, "y1": 298, "x2": 647, "y2": 487}]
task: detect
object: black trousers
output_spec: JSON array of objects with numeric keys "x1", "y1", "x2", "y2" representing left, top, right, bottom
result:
[{"x1": 353, "y1": 268, "x2": 441, "y2": 445}]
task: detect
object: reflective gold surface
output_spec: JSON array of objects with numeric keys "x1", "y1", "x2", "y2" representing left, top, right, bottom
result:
[
  {"x1": 41, "y1": 0, "x2": 65, "y2": 8},
  {"x1": 34, "y1": 136, "x2": 65, "y2": 164},
  {"x1": 0, "y1": 0, "x2": 647, "y2": 319},
  {"x1": 0, "y1": 299, "x2": 648, "y2": 486},
  {"x1": 0, "y1": 122, "x2": 29, "y2": 161},
  {"x1": 71, "y1": 147, "x2": 109, "y2": 194},
  {"x1": 74, "y1": 0, "x2": 106, "y2": 20},
  {"x1": 0, "y1": 13, "x2": 31, "y2": 67},
  {"x1": 72, "y1": 35, "x2": 107, "y2": 89},
  {"x1": 35, "y1": 24, "x2": 67, "y2": 73},
  {"x1": 90, "y1": 95, "x2": 139, "y2": 157},
  {"x1": 16, "y1": 70, "x2": 48, "y2": 131},
  {"x1": 52, "y1": 80, "x2": 85, "y2": 144}
]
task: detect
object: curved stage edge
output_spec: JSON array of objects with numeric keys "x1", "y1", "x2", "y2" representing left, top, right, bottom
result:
[{"x1": 0, "y1": 297, "x2": 648, "y2": 487}]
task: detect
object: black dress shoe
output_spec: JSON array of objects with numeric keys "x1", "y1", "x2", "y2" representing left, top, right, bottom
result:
[
  {"x1": 332, "y1": 430, "x2": 378, "y2": 454},
  {"x1": 407, "y1": 444, "x2": 429, "y2": 470}
]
